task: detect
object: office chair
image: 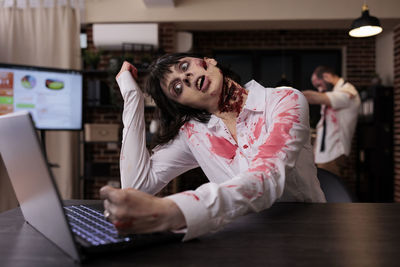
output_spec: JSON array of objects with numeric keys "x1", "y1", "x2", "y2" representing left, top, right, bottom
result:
[{"x1": 316, "y1": 168, "x2": 356, "y2": 203}]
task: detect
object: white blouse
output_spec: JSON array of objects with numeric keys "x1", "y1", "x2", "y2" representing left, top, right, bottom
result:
[{"x1": 116, "y1": 71, "x2": 326, "y2": 241}]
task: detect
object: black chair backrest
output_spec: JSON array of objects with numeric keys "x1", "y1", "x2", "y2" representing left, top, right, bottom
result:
[{"x1": 317, "y1": 168, "x2": 356, "y2": 203}]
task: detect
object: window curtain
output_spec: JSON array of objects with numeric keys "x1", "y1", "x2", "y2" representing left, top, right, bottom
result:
[{"x1": 0, "y1": 0, "x2": 84, "y2": 212}]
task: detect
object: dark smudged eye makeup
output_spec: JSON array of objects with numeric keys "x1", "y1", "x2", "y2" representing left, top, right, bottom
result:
[
  {"x1": 172, "y1": 82, "x2": 183, "y2": 96},
  {"x1": 169, "y1": 60, "x2": 189, "y2": 97},
  {"x1": 180, "y1": 61, "x2": 189, "y2": 71}
]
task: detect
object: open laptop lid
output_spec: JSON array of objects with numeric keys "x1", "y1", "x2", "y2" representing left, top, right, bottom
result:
[{"x1": 0, "y1": 111, "x2": 80, "y2": 262}]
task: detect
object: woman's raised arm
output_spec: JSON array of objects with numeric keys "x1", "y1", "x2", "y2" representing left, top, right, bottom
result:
[{"x1": 116, "y1": 62, "x2": 197, "y2": 193}]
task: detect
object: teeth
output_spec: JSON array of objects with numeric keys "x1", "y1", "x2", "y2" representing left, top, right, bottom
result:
[{"x1": 197, "y1": 76, "x2": 204, "y2": 90}]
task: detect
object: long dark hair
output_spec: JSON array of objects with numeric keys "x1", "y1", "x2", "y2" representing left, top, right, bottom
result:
[{"x1": 144, "y1": 53, "x2": 240, "y2": 146}]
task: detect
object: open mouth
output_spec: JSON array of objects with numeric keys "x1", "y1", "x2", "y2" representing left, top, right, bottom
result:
[{"x1": 196, "y1": 75, "x2": 205, "y2": 91}]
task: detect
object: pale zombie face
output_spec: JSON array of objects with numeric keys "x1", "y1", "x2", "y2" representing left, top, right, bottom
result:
[
  {"x1": 161, "y1": 57, "x2": 224, "y2": 113},
  {"x1": 311, "y1": 73, "x2": 334, "y2": 92}
]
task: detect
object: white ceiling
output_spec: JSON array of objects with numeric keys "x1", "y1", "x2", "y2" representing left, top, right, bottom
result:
[{"x1": 86, "y1": 0, "x2": 400, "y2": 31}]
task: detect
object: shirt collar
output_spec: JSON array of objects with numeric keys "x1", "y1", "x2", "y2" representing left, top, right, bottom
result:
[
  {"x1": 207, "y1": 80, "x2": 265, "y2": 129},
  {"x1": 207, "y1": 114, "x2": 220, "y2": 128},
  {"x1": 242, "y1": 80, "x2": 265, "y2": 112},
  {"x1": 333, "y1": 78, "x2": 345, "y2": 90}
]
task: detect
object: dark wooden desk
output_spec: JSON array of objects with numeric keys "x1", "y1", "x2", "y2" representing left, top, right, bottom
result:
[{"x1": 1, "y1": 201, "x2": 400, "y2": 267}]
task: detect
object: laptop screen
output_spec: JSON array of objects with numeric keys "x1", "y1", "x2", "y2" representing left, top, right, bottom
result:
[{"x1": 0, "y1": 111, "x2": 80, "y2": 261}]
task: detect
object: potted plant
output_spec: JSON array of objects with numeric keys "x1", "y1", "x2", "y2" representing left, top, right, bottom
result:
[{"x1": 82, "y1": 50, "x2": 102, "y2": 70}]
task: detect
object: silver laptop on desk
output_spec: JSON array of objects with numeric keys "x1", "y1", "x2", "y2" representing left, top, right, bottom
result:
[{"x1": 0, "y1": 111, "x2": 180, "y2": 262}]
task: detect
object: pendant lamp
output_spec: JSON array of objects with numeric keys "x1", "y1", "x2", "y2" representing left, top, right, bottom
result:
[{"x1": 349, "y1": 4, "x2": 382, "y2": 38}]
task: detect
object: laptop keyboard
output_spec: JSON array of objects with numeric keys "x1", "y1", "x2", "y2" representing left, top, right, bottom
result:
[{"x1": 64, "y1": 205, "x2": 132, "y2": 247}]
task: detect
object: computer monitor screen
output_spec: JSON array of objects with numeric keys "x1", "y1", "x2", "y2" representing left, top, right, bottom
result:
[{"x1": 0, "y1": 63, "x2": 82, "y2": 130}]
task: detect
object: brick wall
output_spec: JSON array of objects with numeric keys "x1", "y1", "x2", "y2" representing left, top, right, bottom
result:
[
  {"x1": 394, "y1": 24, "x2": 400, "y2": 202},
  {"x1": 192, "y1": 29, "x2": 376, "y2": 195},
  {"x1": 193, "y1": 29, "x2": 375, "y2": 87},
  {"x1": 159, "y1": 23, "x2": 176, "y2": 53}
]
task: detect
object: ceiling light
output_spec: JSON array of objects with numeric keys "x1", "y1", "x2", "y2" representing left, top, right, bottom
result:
[{"x1": 349, "y1": 4, "x2": 382, "y2": 38}]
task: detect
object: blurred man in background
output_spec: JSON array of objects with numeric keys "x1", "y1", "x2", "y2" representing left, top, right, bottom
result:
[{"x1": 303, "y1": 66, "x2": 360, "y2": 177}]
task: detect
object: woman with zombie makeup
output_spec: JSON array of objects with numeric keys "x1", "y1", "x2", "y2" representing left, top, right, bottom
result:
[{"x1": 100, "y1": 53, "x2": 326, "y2": 241}]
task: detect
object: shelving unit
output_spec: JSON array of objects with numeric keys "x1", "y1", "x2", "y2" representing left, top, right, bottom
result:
[
  {"x1": 356, "y1": 85, "x2": 394, "y2": 202},
  {"x1": 79, "y1": 69, "x2": 122, "y2": 199},
  {"x1": 79, "y1": 42, "x2": 167, "y2": 199}
]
